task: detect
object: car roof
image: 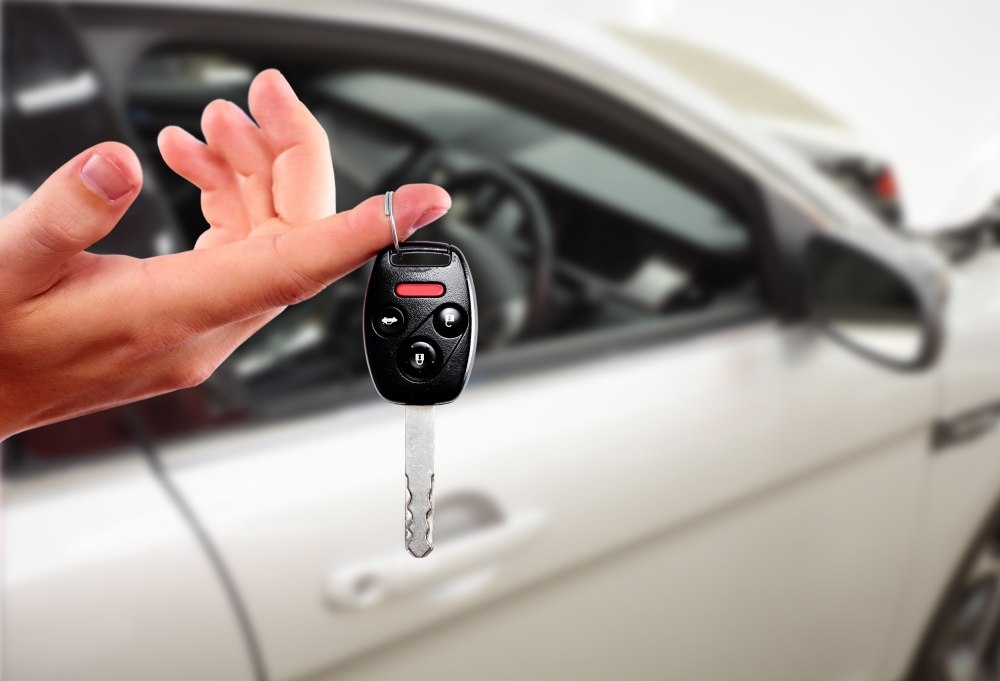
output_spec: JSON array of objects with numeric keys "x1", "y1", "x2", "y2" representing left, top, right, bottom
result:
[
  {"x1": 67, "y1": 0, "x2": 882, "y2": 231},
  {"x1": 611, "y1": 28, "x2": 846, "y2": 131}
]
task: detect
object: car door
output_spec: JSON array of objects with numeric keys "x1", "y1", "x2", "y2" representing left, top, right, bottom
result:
[
  {"x1": 1, "y1": 6, "x2": 256, "y2": 681},
  {"x1": 73, "y1": 5, "x2": 937, "y2": 681}
]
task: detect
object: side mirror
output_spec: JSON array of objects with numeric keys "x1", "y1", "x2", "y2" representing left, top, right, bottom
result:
[{"x1": 805, "y1": 233, "x2": 945, "y2": 371}]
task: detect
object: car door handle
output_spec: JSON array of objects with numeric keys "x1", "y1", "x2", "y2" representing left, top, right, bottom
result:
[{"x1": 325, "y1": 507, "x2": 548, "y2": 611}]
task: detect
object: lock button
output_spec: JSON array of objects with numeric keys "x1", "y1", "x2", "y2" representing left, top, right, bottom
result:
[
  {"x1": 401, "y1": 340, "x2": 440, "y2": 379},
  {"x1": 433, "y1": 305, "x2": 468, "y2": 338}
]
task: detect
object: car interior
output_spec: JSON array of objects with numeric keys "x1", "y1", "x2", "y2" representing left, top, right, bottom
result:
[{"x1": 127, "y1": 52, "x2": 762, "y2": 406}]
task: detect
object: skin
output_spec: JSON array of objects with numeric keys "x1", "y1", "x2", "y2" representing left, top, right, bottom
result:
[{"x1": 0, "y1": 69, "x2": 450, "y2": 439}]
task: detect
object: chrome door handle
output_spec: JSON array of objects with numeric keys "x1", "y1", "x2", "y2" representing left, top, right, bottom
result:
[{"x1": 326, "y1": 508, "x2": 547, "y2": 611}]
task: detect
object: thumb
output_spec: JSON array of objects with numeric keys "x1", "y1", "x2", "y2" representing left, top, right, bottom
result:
[
  {"x1": 147, "y1": 183, "x2": 451, "y2": 332},
  {"x1": 0, "y1": 142, "x2": 142, "y2": 294}
]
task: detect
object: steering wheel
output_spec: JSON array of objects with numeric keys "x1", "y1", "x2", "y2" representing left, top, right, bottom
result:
[{"x1": 392, "y1": 147, "x2": 555, "y2": 348}]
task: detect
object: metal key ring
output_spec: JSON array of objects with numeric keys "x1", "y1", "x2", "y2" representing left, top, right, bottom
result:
[{"x1": 384, "y1": 190, "x2": 401, "y2": 255}]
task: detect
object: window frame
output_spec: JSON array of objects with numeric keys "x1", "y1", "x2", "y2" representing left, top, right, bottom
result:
[
  {"x1": 76, "y1": 3, "x2": 790, "y2": 295},
  {"x1": 69, "y1": 3, "x2": 795, "y2": 428}
]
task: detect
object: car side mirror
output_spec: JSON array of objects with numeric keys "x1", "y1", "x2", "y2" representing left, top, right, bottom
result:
[{"x1": 805, "y1": 233, "x2": 945, "y2": 371}]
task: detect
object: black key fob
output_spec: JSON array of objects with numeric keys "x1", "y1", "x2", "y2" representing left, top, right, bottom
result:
[{"x1": 363, "y1": 241, "x2": 478, "y2": 406}]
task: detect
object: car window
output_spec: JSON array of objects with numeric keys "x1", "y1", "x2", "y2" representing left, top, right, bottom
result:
[
  {"x1": 7, "y1": 35, "x2": 772, "y2": 464},
  {"x1": 125, "y1": 52, "x2": 765, "y2": 418},
  {"x1": 323, "y1": 71, "x2": 749, "y2": 254}
]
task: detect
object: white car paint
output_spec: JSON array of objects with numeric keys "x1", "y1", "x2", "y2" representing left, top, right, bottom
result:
[
  {"x1": 881, "y1": 250, "x2": 1000, "y2": 679},
  {"x1": 939, "y1": 251, "x2": 1000, "y2": 416},
  {"x1": 162, "y1": 319, "x2": 936, "y2": 681},
  {"x1": 600, "y1": 0, "x2": 1000, "y2": 231},
  {"x1": 5, "y1": 3, "x2": 1000, "y2": 681},
  {"x1": 3, "y1": 456, "x2": 255, "y2": 681},
  {"x1": 79, "y1": 0, "x2": 880, "y2": 232},
  {"x1": 612, "y1": 26, "x2": 897, "y2": 215}
]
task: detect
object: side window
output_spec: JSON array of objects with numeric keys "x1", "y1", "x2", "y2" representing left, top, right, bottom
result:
[{"x1": 127, "y1": 53, "x2": 764, "y2": 413}]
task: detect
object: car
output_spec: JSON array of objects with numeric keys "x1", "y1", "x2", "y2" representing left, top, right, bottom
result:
[
  {"x1": 614, "y1": 27, "x2": 905, "y2": 226},
  {"x1": 4, "y1": 3, "x2": 1000, "y2": 681}
]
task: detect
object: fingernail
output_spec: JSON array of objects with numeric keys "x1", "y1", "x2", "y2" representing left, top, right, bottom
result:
[
  {"x1": 81, "y1": 153, "x2": 132, "y2": 201},
  {"x1": 413, "y1": 208, "x2": 449, "y2": 231}
]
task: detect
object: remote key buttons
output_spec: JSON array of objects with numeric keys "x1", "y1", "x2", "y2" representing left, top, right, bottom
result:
[
  {"x1": 401, "y1": 340, "x2": 440, "y2": 378},
  {"x1": 434, "y1": 305, "x2": 467, "y2": 338},
  {"x1": 396, "y1": 282, "x2": 445, "y2": 297},
  {"x1": 373, "y1": 306, "x2": 406, "y2": 337}
]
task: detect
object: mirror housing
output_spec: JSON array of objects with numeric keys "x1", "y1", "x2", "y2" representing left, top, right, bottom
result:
[{"x1": 804, "y1": 232, "x2": 946, "y2": 371}]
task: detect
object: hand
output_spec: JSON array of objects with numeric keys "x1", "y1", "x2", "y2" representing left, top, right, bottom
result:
[{"x1": 0, "y1": 70, "x2": 450, "y2": 439}]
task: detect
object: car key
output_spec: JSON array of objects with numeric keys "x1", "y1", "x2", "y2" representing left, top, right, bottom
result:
[{"x1": 363, "y1": 191, "x2": 478, "y2": 557}]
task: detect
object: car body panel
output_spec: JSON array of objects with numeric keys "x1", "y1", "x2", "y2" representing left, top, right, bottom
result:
[
  {"x1": 613, "y1": 27, "x2": 904, "y2": 225},
  {"x1": 879, "y1": 427, "x2": 1000, "y2": 681},
  {"x1": 326, "y1": 430, "x2": 925, "y2": 681},
  {"x1": 161, "y1": 319, "x2": 935, "y2": 680},
  {"x1": 2, "y1": 455, "x2": 255, "y2": 681},
  {"x1": 936, "y1": 251, "x2": 1000, "y2": 418},
  {"x1": 876, "y1": 251, "x2": 1000, "y2": 679}
]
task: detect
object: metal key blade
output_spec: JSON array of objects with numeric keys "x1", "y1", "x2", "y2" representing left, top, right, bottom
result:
[{"x1": 404, "y1": 405, "x2": 435, "y2": 558}]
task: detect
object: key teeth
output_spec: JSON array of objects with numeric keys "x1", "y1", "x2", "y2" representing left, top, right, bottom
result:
[
  {"x1": 408, "y1": 543, "x2": 433, "y2": 558},
  {"x1": 404, "y1": 476, "x2": 413, "y2": 546},
  {"x1": 426, "y1": 472, "x2": 434, "y2": 548},
  {"x1": 404, "y1": 473, "x2": 434, "y2": 558}
]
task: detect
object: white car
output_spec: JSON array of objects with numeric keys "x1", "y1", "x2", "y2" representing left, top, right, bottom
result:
[
  {"x1": 615, "y1": 27, "x2": 905, "y2": 226},
  {"x1": 4, "y1": 3, "x2": 1000, "y2": 681}
]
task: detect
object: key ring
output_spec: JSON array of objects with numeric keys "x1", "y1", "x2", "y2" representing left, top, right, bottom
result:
[{"x1": 384, "y1": 190, "x2": 401, "y2": 255}]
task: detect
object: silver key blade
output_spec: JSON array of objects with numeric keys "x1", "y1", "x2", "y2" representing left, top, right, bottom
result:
[{"x1": 405, "y1": 405, "x2": 435, "y2": 558}]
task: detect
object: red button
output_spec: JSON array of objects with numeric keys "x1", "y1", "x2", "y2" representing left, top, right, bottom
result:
[{"x1": 395, "y1": 282, "x2": 445, "y2": 297}]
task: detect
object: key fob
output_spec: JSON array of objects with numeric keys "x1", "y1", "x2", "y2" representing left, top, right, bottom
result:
[{"x1": 363, "y1": 241, "x2": 477, "y2": 406}]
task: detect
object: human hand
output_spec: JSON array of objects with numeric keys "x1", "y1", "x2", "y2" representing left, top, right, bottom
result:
[{"x1": 0, "y1": 70, "x2": 449, "y2": 439}]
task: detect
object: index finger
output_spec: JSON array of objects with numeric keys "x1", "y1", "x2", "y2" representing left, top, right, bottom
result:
[{"x1": 143, "y1": 183, "x2": 450, "y2": 335}]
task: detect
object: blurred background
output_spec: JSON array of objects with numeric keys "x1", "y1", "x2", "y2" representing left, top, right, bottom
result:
[{"x1": 6, "y1": 2, "x2": 1000, "y2": 681}]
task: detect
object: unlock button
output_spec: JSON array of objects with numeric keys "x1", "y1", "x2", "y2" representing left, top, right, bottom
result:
[
  {"x1": 402, "y1": 340, "x2": 440, "y2": 378},
  {"x1": 434, "y1": 305, "x2": 467, "y2": 338}
]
